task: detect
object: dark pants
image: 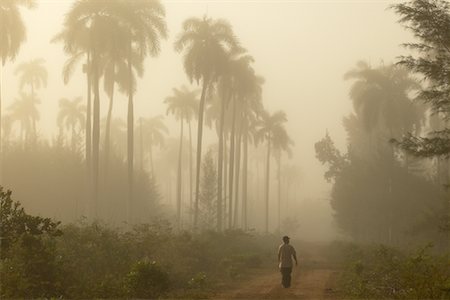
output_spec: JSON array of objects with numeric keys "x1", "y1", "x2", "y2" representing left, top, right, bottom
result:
[{"x1": 280, "y1": 267, "x2": 292, "y2": 288}]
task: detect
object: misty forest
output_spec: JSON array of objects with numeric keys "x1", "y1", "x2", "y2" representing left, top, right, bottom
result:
[{"x1": 0, "y1": 0, "x2": 449, "y2": 299}]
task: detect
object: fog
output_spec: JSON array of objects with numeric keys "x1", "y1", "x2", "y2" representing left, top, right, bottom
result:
[
  {"x1": 0, "y1": 0, "x2": 439, "y2": 242},
  {"x1": 3, "y1": 0, "x2": 450, "y2": 298}
]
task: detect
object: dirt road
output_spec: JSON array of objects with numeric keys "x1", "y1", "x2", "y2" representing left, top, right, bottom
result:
[{"x1": 215, "y1": 267, "x2": 339, "y2": 299}]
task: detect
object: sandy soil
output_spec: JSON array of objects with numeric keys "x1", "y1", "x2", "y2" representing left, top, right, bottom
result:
[{"x1": 215, "y1": 267, "x2": 339, "y2": 299}]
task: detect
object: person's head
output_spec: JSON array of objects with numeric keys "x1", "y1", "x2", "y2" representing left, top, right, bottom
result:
[{"x1": 282, "y1": 236, "x2": 290, "y2": 244}]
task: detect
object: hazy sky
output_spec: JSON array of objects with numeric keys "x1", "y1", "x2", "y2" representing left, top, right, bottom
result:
[{"x1": 3, "y1": 0, "x2": 413, "y2": 204}]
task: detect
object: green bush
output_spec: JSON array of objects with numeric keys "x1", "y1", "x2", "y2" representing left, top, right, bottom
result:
[
  {"x1": 125, "y1": 260, "x2": 170, "y2": 299},
  {"x1": 1, "y1": 190, "x2": 277, "y2": 298},
  {"x1": 338, "y1": 244, "x2": 450, "y2": 299},
  {"x1": 0, "y1": 189, "x2": 64, "y2": 298},
  {"x1": 0, "y1": 234, "x2": 63, "y2": 298},
  {"x1": 56, "y1": 222, "x2": 131, "y2": 298}
]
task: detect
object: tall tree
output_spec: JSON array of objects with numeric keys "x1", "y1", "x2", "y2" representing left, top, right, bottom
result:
[
  {"x1": 57, "y1": 97, "x2": 85, "y2": 152},
  {"x1": 256, "y1": 110, "x2": 289, "y2": 233},
  {"x1": 205, "y1": 91, "x2": 231, "y2": 229},
  {"x1": 8, "y1": 92, "x2": 38, "y2": 145},
  {"x1": 14, "y1": 58, "x2": 47, "y2": 140},
  {"x1": 240, "y1": 77, "x2": 263, "y2": 229},
  {"x1": 107, "y1": 117, "x2": 127, "y2": 158},
  {"x1": 53, "y1": 6, "x2": 92, "y2": 198},
  {"x1": 142, "y1": 115, "x2": 168, "y2": 177},
  {"x1": 101, "y1": 30, "x2": 135, "y2": 179},
  {"x1": 205, "y1": 93, "x2": 233, "y2": 229},
  {"x1": 56, "y1": 0, "x2": 117, "y2": 218},
  {"x1": 344, "y1": 62, "x2": 422, "y2": 141},
  {"x1": 222, "y1": 50, "x2": 254, "y2": 229},
  {"x1": 0, "y1": 0, "x2": 37, "y2": 181},
  {"x1": 56, "y1": 0, "x2": 167, "y2": 222},
  {"x1": 272, "y1": 126, "x2": 294, "y2": 230},
  {"x1": 229, "y1": 56, "x2": 262, "y2": 228},
  {"x1": 345, "y1": 62, "x2": 424, "y2": 243},
  {"x1": 175, "y1": 16, "x2": 239, "y2": 229},
  {"x1": 392, "y1": 0, "x2": 450, "y2": 234},
  {"x1": 117, "y1": 0, "x2": 167, "y2": 224},
  {"x1": 0, "y1": 0, "x2": 36, "y2": 65},
  {"x1": 199, "y1": 149, "x2": 218, "y2": 230},
  {"x1": 391, "y1": 0, "x2": 450, "y2": 156},
  {"x1": 165, "y1": 86, "x2": 199, "y2": 229}
]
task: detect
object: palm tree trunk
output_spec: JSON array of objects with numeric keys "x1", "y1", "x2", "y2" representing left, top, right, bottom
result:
[
  {"x1": 193, "y1": 78, "x2": 209, "y2": 230},
  {"x1": 242, "y1": 123, "x2": 248, "y2": 230},
  {"x1": 223, "y1": 135, "x2": 228, "y2": 229},
  {"x1": 139, "y1": 118, "x2": 144, "y2": 171},
  {"x1": 127, "y1": 47, "x2": 134, "y2": 225},
  {"x1": 177, "y1": 118, "x2": 184, "y2": 230},
  {"x1": 188, "y1": 120, "x2": 193, "y2": 227},
  {"x1": 0, "y1": 62, "x2": 3, "y2": 184},
  {"x1": 85, "y1": 53, "x2": 92, "y2": 215},
  {"x1": 388, "y1": 128, "x2": 395, "y2": 245},
  {"x1": 216, "y1": 88, "x2": 227, "y2": 231},
  {"x1": 265, "y1": 134, "x2": 271, "y2": 234},
  {"x1": 233, "y1": 114, "x2": 243, "y2": 228},
  {"x1": 228, "y1": 95, "x2": 237, "y2": 228},
  {"x1": 104, "y1": 82, "x2": 115, "y2": 178},
  {"x1": 92, "y1": 53, "x2": 101, "y2": 219},
  {"x1": 277, "y1": 152, "x2": 281, "y2": 231},
  {"x1": 30, "y1": 84, "x2": 37, "y2": 143},
  {"x1": 149, "y1": 135, "x2": 154, "y2": 178}
]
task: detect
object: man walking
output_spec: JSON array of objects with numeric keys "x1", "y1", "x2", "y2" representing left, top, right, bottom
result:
[{"x1": 278, "y1": 235, "x2": 298, "y2": 288}]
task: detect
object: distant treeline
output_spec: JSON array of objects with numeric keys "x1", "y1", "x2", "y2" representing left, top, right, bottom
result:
[
  {"x1": 1, "y1": 0, "x2": 300, "y2": 233},
  {"x1": 316, "y1": 0, "x2": 450, "y2": 249}
]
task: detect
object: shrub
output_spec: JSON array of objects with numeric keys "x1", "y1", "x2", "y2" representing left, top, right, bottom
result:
[
  {"x1": 0, "y1": 189, "x2": 63, "y2": 298},
  {"x1": 125, "y1": 260, "x2": 170, "y2": 299},
  {"x1": 338, "y1": 244, "x2": 450, "y2": 299},
  {"x1": 0, "y1": 234, "x2": 63, "y2": 298}
]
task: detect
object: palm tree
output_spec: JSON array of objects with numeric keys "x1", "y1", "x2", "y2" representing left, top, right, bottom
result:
[
  {"x1": 9, "y1": 92, "x2": 39, "y2": 145},
  {"x1": 142, "y1": 115, "x2": 168, "y2": 177},
  {"x1": 219, "y1": 49, "x2": 253, "y2": 229},
  {"x1": 344, "y1": 61, "x2": 423, "y2": 140},
  {"x1": 56, "y1": 0, "x2": 116, "y2": 218},
  {"x1": 102, "y1": 47, "x2": 141, "y2": 179},
  {"x1": 0, "y1": 0, "x2": 37, "y2": 179},
  {"x1": 229, "y1": 55, "x2": 262, "y2": 229},
  {"x1": 14, "y1": 58, "x2": 47, "y2": 140},
  {"x1": 115, "y1": 0, "x2": 167, "y2": 224},
  {"x1": 240, "y1": 78, "x2": 264, "y2": 230},
  {"x1": 53, "y1": 6, "x2": 92, "y2": 194},
  {"x1": 0, "y1": 0, "x2": 36, "y2": 65},
  {"x1": 57, "y1": 97, "x2": 85, "y2": 152},
  {"x1": 108, "y1": 117, "x2": 127, "y2": 158},
  {"x1": 205, "y1": 92, "x2": 233, "y2": 229},
  {"x1": 213, "y1": 48, "x2": 262, "y2": 229},
  {"x1": 272, "y1": 126, "x2": 294, "y2": 230},
  {"x1": 2, "y1": 114, "x2": 13, "y2": 148},
  {"x1": 175, "y1": 16, "x2": 239, "y2": 229},
  {"x1": 165, "y1": 86, "x2": 199, "y2": 229},
  {"x1": 15, "y1": 58, "x2": 47, "y2": 94},
  {"x1": 345, "y1": 61, "x2": 424, "y2": 244},
  {"x1": 56, "y1": 0, "x2": 167, "y2": 222},
  {"x1": 256, "y1": 110, "x2": 289, "y2": 233}
]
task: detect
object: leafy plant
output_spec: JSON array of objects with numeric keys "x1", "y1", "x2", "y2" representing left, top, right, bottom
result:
[{"x1": 125, "y1": 260, "x2": 170, "y2": 299}]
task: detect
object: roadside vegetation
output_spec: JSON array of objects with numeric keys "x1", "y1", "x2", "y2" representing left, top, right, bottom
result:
[{"x1": 0, "y1": 189, "x2": 276, "y2": 299}]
